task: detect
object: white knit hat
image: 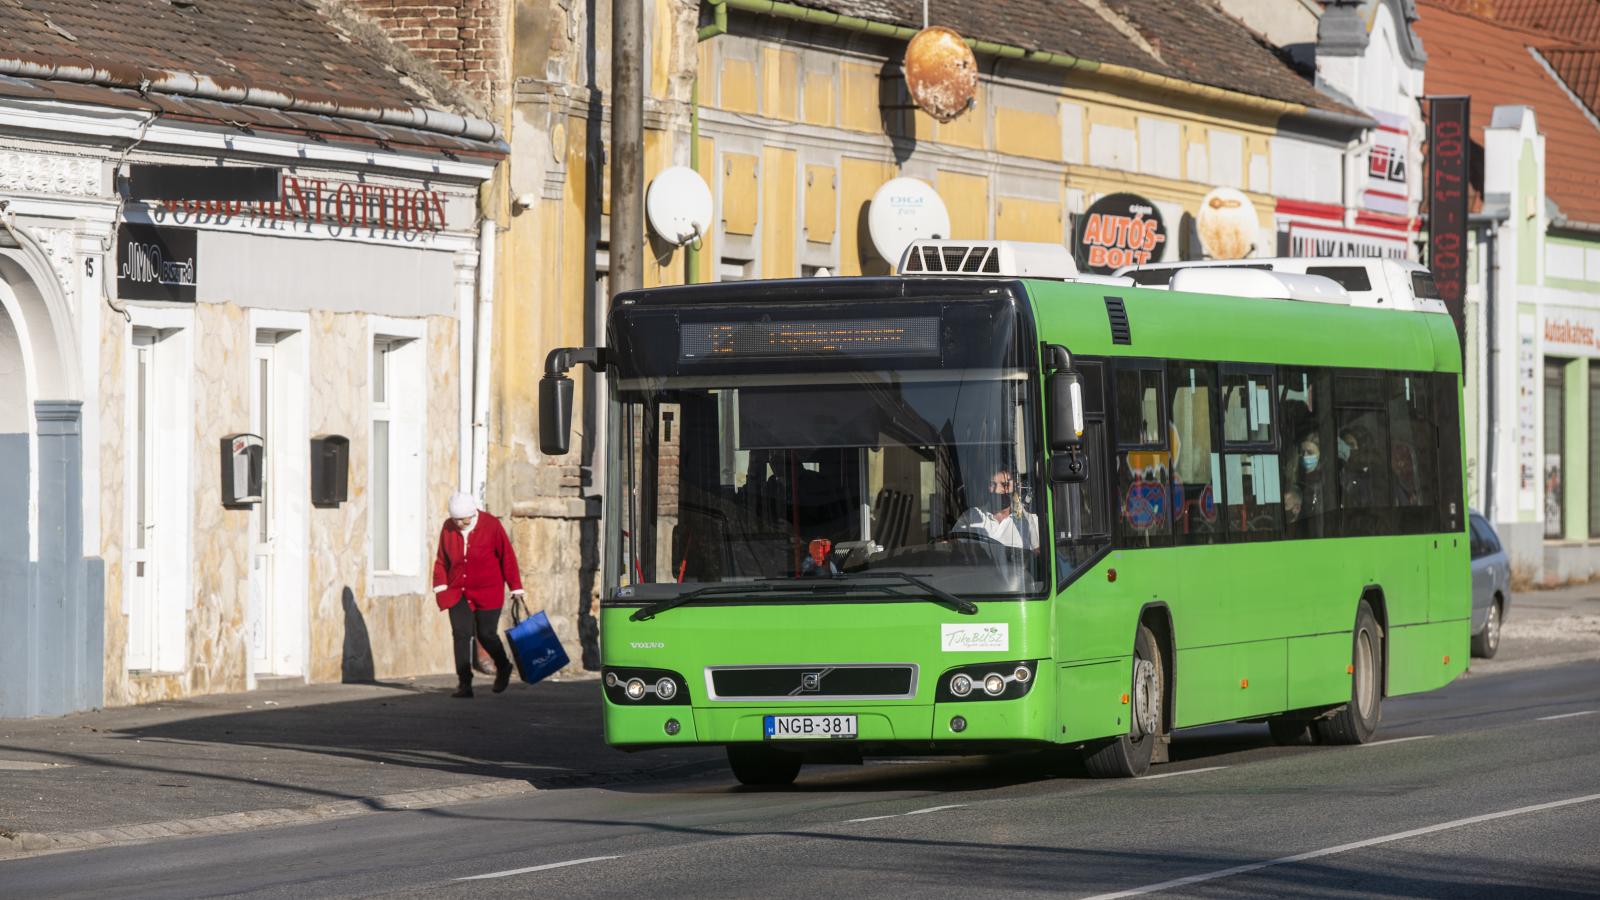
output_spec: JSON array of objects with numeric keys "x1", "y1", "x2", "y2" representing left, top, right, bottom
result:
[{"x1": 447, "y1": 491, "x2": 478, "y2": 519}]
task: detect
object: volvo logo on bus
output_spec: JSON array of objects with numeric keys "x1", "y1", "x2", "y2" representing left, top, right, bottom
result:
[{"x1": 794, "y1": 669, "x2": 833, "y2": 694}]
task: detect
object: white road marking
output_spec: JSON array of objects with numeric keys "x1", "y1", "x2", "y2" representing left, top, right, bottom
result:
[
  {"x1": 1137, "y1": 766, "x2": 1227, "y2": 781},
  {"x1": 845, "y1": 803, "x2": 966, "y2": 823},
  {"x1": 0, "y1": 760, "x2": 71, "y2": 771},
  {"x1": 1079, "y1": 792, "x2": 1600, "y2": 899},
  {"x1": 1536, "y1": 710, "x2": 1596, "y2": 721},
  {"x1": 456, "y1": 856, "x2": 619, "y2": 881},
  {"x1": 1360, "y1": 734, "x2": 1433, "y2": 747}
]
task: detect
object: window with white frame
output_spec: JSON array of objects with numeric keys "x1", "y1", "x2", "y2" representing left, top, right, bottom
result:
[{"x1": 370, "y1": 325, "x2": 425, "y2": 586}]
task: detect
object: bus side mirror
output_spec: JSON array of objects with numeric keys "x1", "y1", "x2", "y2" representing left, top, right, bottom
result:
[
  {"x1": 1050, "y1": 447, "x2": 1089, "y2": 484},
  {"x1": 539, "y1": 375, "x2": 574, "y2": 456},
  {"x1": 540, "y1": 345, "x2": 610, "y2": 457},
  {"x1": 1048, "y1": 369, "x2": 1085, "y2": 453}
]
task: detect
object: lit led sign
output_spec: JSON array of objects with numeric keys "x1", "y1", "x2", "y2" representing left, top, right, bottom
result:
[{"x1": 680, "y1": 317, "x2": 940, "y2": 361}]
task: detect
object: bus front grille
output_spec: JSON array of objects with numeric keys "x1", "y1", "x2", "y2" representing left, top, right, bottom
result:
[{"x1": 706, "y1": 664, "x2": 918, "y2": 701}]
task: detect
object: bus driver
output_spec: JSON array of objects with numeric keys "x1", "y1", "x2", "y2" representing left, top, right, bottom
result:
[{"x1": 954, "y1": 465, "x2": 1040, "y2": 551}]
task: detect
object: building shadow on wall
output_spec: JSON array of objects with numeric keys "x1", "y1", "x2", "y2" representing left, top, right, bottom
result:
[{"x1": 341, "y1": 587, "x2": 375, "y2": 683}]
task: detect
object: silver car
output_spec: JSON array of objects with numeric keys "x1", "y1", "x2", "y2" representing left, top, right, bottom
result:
[{"x1": 1469, "y1": 511, "x2": 1511, "y2": 658}]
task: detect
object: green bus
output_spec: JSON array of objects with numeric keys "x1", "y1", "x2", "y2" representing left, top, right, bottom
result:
[{"x1": 540, "y1": 241, "x2": 1469, "y2": 784}]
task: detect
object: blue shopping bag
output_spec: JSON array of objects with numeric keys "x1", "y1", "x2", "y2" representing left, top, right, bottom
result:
[{"x1": 505, "y1": 598, "x2": 570, "y2": 684}]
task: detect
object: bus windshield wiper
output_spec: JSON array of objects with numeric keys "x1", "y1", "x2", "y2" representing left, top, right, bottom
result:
[
  {"x1": 628, "y1": 579, "x2": 844, "y2": 622},
  {"x1": 836, "y1": 571, "x2": 978, "y2": 615},
  {"x1": 627, "y1": 571, "x2": 977, "y2": 621}
]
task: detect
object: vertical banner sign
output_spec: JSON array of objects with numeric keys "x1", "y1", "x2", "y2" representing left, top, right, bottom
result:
[{"x1": 1427, "y1": 96, "x2": 1470, "y2": 358}]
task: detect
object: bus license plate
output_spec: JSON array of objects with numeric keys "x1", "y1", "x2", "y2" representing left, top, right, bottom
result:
[{"x1": 764, "y1": 714, "x2": 857, "y2": 740}]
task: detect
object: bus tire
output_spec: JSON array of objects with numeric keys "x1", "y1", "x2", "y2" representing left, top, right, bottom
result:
[
  {"x1": 727, "y1": 745, "x2": 802, "y2": 787},
  {"x1": 1316, "y1": 601, "x2": 1383, "y2": 745},
  {"x1": 1084, "y1": 624, "x2": 1163, "y2": 778}
]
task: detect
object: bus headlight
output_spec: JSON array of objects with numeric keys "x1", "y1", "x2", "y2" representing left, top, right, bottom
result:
[
  {"x1": 602, "y1": 667, "x2": 690, "y2": 705},
  {"x1": 936, "y1": 660, "x2": 1038, "y2": 702}
]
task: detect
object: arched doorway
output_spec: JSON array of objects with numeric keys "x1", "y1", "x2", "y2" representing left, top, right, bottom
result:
[{"x1": 0, "y1": 235, "x2": 101, "y2": 718}]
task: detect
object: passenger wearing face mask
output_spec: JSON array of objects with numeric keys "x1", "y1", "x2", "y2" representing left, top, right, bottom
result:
[
  {"x1": 1288, "y1": 428, "x2": 1328, "y2": 529},
  {"x1": 954, "y1": 465, "x2": 1039, "y2": 551}
]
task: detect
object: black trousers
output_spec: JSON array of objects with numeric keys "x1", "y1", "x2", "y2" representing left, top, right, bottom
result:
[{"x1": 449, "y1": 600, "x2": 511, "y2": 682}]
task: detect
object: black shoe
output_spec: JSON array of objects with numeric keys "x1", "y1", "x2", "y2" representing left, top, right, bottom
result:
[
  {"x1": 452, "y1": 684, "x2": 473, "y2": 698},
  {"x1": 493, "y1": 666, "x2": 512, "y2": 693}
]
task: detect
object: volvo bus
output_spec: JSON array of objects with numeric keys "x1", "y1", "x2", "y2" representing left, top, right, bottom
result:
[{"x1": 540, "y1": 240, "x2": 1468, "y2": 785}]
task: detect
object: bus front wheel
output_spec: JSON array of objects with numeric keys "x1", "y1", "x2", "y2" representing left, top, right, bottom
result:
[
  {"x1": 1084, "y1": 624, "x2": 1164, "y2": 778},
  {"x1": 1316, "y1": 601, "x2": 1383, "y2": 745},
  {"x1": 727, "y1": 745, "x2": 802, "y2": 787}
]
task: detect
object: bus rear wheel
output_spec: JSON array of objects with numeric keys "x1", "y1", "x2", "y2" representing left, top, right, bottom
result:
[
  {"x1": 727, "y1": 745, "x2": 802, "y2": 787},
  {"x1": 1316, "y1": 601, "x2": 1383, "y2": 745},
  {"x1": 1084, "y1": 624, "x2": 1164, "y2": 778}
]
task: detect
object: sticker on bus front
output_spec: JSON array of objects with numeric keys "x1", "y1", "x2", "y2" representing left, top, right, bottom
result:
[{"x1": 941, "y1": 623, "x2": 1009, "y2": 652}]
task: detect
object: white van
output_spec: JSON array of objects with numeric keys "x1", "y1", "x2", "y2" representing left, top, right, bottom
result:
[{"x1": 1114, "y1": 257, "x2": 1444, "y2": 313}]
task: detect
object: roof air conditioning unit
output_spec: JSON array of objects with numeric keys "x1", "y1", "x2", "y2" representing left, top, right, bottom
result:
[{"x1": 899, "y1": 240, "x2": 1080, "y2": 279}]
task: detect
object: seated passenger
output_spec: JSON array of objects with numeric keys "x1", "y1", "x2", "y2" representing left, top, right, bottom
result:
[
  {"x1": 1290, "y1": 429, "x2": 1328, "y2": 521},
  {"x1": 953, "y1": 466, "x2": 1039, "y2": 551}
]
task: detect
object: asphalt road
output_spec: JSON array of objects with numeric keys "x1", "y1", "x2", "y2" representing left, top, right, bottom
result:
[{"x1": 4, "y1": 661, "x2": 1598, "y2": 899}]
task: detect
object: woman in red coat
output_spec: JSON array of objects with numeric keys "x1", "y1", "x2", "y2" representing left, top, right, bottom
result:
[{"x1": 433, "y1": 492, "x2": 522, "y2": 697}]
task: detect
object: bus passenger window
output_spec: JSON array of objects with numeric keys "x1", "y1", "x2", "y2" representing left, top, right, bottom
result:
[
  {"x1": 1332, "y1": 375, "x2": 1393, "y2": 537},
  {"x1": 1114, "y1": 365, "x2": 1170, "y2": 547},
  {"x1": 1279, "y1": 368, "x2": 1332, "y2": 539},
  {"x1": 1389, "y1": 374, "x2": 1438, "y2": 533},
  {"x1": 1169, "y1": 362, "x2": 1220, "y2": 544},
  {"x1": 1220, "y1": 369, "x2": 1281, "y2": 541}
]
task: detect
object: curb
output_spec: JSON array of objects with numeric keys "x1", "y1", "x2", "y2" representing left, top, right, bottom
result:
[{"x1": 0, "y1": 779, "x2": 536, "y2": 862}]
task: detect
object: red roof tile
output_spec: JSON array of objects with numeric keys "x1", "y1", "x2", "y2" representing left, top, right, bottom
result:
[
  {"x1": 1473, "y1": 0, "x2": 1600, "y2": 42},
  {"x1": 1540, "y1": 45, "x2": 1600, "y2": 115},
  {"x1": 1415, "y1": 1, "x2": 1600, "y2": 224},
  {"x1": 0, "y1": 0, "x2": 502, "y2": 155}
]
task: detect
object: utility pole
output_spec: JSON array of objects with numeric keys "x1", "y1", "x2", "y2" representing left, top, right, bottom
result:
[{"x1": 610, "y1": 0, "x2": 644, "y2": 298}]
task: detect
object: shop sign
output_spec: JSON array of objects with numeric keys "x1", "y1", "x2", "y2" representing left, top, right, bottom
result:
[
  {"x1": 1074, "y1": 192, "x2": 1166, "y2": 274},
  {"x1": 1285, "y1": 223, "x2": 1409, "y2": 259},
  {"x1": 1428, "y1": 95, "x2": 1470, "y2": 359},
  {"x1": 1542, "y1": 307, "x2": 1600, "y2": 358},
  {"x1": 117, "y1": 223, "x2": 196, "y2": 303},
  {"x1": 150, "y1": 173, "x2": 450, "y2": 243},
  {"x1": 1517, "y1": 313, "x2": 1538, "y2": 508},
  {"x1": 1362, "y1": 113, "x2": 1410, "y2": 216},
  {"x1": 129, "y1": 164, "x2": 282, "y2": 202}
]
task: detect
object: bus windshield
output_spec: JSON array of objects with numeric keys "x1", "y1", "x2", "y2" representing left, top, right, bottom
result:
[{"x1": 610, "y1": 369, "x2": 1047, "y2": 603}]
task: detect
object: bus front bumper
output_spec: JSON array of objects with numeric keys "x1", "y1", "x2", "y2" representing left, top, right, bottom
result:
[{"x1": 604, "y1": 690, "x2": 1055, "y2": 749}]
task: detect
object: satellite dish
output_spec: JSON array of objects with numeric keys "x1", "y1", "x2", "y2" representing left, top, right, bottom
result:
[
  {"x1": 905, "y1": 26, "x2": 978, "y2": 123},
  {"x1": 646, "y1": 166, "x2": 714, "y2": 246},
  {"x1": 868, "y1": 177, "x2": 951, "y2": 267},
  {"x1": 1196, "y1": 186, "x2": 1259, "y2": 260}
]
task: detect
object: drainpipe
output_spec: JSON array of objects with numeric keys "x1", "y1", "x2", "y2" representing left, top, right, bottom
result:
[
  {"x1": 611, "y1": 0, "x2": 644, "y2": 297},
  {"x1": 471, "y1": 217, "x2": 495, "y2": 502},
  {"x1": 686, "y1": 76, "x2": 703, "y2": 284},
  {"x1": 1471, "y1": 209, "x2": 1508, "y2": 523}
]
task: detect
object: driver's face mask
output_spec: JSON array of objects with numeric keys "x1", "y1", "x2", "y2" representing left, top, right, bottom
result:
[{"x1": 988, "y1": 476, "x2": 1013, "y2": 512}]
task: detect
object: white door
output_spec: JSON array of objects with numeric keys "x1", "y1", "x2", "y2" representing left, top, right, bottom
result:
[
  {"x1": 126, "y1": 332, "x2": 157, "y2": 669},
  {"x1": 249, "y1": 340, "x2": 277, "y2": 674}
]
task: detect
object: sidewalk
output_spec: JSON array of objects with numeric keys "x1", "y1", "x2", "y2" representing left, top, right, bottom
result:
[
  {"x1": 0, "y1": 672, "x2": 721, "y2": 860},
  {"x1": 1468, "y1": 580, "x2": 1600, "y2": 676}
]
